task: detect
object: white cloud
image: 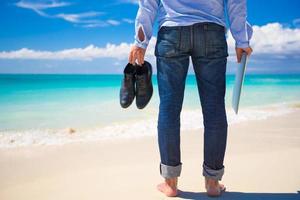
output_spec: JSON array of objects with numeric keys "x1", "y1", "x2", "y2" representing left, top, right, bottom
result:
[
  {"x1": 81, "y1": 22, "x2": 108, "y2": 28},
  {"x1": 80, "y1": 20, "x2": 121, "y2": 28},
  {"x1": 15, "y1": 0, "x2": 71, "y2": 10},
  {"x1": 15, "y1": 0, "x2": 70, "y2": 17},
  {"x1": 0, "y1": 38, "x2": 157, "y2": 61},
  {"x1": 120, "y1": 0, "x2": 139, "y2": 5},
  {"x1": 55, "y1": 11, "x2": 103, "y2": 23},
  {"x1": 106, "y1": 19, "x2": 121, "y2": 26},
  {"x1": 227, "y1": 23, "x2": 300, "y2": 59},
  {"x1": 0, "y1": 43, "x2": 133, "y2": 61},
  {"x1": 122, "y1": 18, "x2": 134, "y2": 24},
  {"x1": 15, "y1": 0, "x2": 119, "y2": 27},
  {"x1": 1, "y1": 23, "x2": 300, "y2": 61}
]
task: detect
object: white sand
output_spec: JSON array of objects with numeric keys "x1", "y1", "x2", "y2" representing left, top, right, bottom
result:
[{"x1": 0, "y1": 110, "x2": 300, "y2": 200}]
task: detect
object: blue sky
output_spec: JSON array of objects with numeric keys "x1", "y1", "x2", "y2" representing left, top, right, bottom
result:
[{"x1": 0, "y1": 0, "x2": 300, "y2": 74}]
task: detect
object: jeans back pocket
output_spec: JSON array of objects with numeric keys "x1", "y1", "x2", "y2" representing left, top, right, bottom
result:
[
  {"x1": 204, "y1": 28, "x2": 228, "y2": 59},
  {"x1": 155, "y1": 26, "x2": 181, "y2": 58}
]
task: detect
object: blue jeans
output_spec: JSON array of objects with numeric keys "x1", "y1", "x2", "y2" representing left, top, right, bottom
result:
[{"x1": 155, "y1": 22, "x2": 228, "y2": 181}]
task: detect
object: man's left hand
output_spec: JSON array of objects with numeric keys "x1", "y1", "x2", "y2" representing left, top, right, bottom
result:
[{"x1": 235, "y1": 47, "x2": 253, "y2": 63}]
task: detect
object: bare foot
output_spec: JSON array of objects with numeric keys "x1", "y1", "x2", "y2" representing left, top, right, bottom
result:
[
  {"x1": 205, "y1": 177, "x2": 226, "y2": 197},
  {"x1": 157, "y1": 178, "x2": 178, "y2": 197}
]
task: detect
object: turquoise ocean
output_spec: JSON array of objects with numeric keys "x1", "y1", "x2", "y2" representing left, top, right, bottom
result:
[{"x1": 0, "y1": 74, "x2": 300, "y2": 147}]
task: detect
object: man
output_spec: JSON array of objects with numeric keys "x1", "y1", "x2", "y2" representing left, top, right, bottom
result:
[{"x1": 129, "y1": 0, "x2": 253, "y2": 197}]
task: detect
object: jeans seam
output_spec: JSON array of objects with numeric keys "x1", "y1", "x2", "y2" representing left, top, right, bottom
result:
[
  {"x1": 204, "y1": 25, "x2": 208, "y2": 57},
  {"x1": 177, "y1": 27, "x2": 182, "y2": 51},
  {"x1": 190, "y1": 25, "x2": 193, "y2": 51}
]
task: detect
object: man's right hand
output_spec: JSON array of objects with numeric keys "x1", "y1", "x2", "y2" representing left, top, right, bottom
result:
[
  {"x1": 235, "y1": 47, "x2": 253, "y2": 63},
  {"x1": 129, "y1": 45, "x2": 146, "y2": 65}
]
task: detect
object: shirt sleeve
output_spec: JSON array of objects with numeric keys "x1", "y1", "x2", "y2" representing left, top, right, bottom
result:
[
  {"x1": 226, "y1": 0, "x2": 253, "y2": 48},
  {"x1": 134, "y1": 0, "x2": 160, "y2": 49}
]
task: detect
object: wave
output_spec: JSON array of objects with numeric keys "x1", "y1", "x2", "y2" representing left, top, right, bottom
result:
[
  {"x1": 247, "y1": 78, "x2": 300, "y2": 84},
  {"x1": 0, "y1": 102, "x2": 298, "y2": 148}
]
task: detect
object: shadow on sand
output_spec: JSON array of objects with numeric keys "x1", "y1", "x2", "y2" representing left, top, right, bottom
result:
[{"x1": 178, "y1": 190, "x2": 300, "y2": 200}]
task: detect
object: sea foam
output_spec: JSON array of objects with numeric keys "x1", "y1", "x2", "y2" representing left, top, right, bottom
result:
[{"x1": 0, "y1": 103, "x2": 297, "y2": 148}]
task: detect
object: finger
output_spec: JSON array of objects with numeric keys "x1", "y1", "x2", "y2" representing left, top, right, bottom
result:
[
  {"x1": 131, "y1": 51, "x2": 137, "y2": 65},
  {"x1": 236, "y1": 52, "x2": 242, "y2": 63},
  {"x1": 134, "y1": 52, "x2": 140, "y2": 66},
  {"x1": 130, "y1": 54, "x2": 135, "y2": 65},
  {"x1": 135, "y1": 51, "x2": 140, "y2": 65},
  {"x1": 137, "y1": 52, "x2": 144, "y2": 65},
  {"x1": 247, "y1": 48, "x2": 253, "y2": 56},
  {"x1": 137, "y1": 55, "x2": 142, "y2": 66},
  {"x1": 140, "y1": 51, "x2": 145, "y2": 65},
  {"x1": 129, "y1": 47, "x2": 136, "y2": 64},
  {"x1": 236, "y1": 48, "x2": 244, "y2": 63},
  {"x1": 128, "y1": 51, "x2": 133, "y2": 64}
]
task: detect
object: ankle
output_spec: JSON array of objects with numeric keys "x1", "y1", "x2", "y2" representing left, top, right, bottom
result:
[
  {"x1": 205, "y1": 177, "x2": 219, "y2": 187},
  {"x1": 165, "y1": 177, "x2": 178, "y2": 189}
]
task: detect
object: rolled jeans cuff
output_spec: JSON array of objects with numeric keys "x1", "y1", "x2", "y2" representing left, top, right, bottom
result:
[
  {"x1": 160, "y1": 163, "x2": 182, "y2": 178},
  {"x1": 202, "y1": 162, "x2": 224, "y2": 181}
]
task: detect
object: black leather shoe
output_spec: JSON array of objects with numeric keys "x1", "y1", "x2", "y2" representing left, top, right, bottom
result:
[
  {"x1": 135, "y1": 61, "x2": 153, "y2": 109},
  {"x1": 120, "y1": 63, "x2": 136, "y2": 108}
]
